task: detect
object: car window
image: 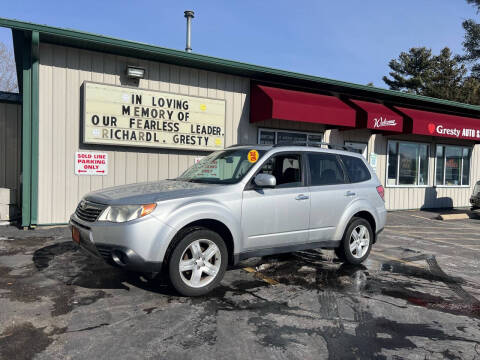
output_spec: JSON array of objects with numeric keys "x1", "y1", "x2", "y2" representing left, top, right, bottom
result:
[
  {"x1": 177, "y1": 148, "x2": 267, "y2": 184},
  {"x1": 308, "y1": 153, "x2": 346, "y2": 186},
  {"x1": 258, "y1": 154, "x2": 303, "y2": 188},
  {"x1": 340, "y1": 155, "x2": 371, "y2": 183}
]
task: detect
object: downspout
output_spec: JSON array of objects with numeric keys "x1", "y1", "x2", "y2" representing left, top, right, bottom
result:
[{"x1": 19, "y1": 30, "x2": 39, "y2": 229}]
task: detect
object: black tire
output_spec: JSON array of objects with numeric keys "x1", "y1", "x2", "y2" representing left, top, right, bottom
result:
[
  {"x1": 336, "y1": 217, "x2": 373, "y2": 265},
  {"x1": 334, "y1": 247, "x2": 346, "y2": 261},
  {"x1": 168, "y1": 228, "x2": 227, "y2": 297}
]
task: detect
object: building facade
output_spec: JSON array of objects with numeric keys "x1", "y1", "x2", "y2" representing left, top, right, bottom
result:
[{"x1": 2, "y1": 18, "x2": 480, "y2": 227}]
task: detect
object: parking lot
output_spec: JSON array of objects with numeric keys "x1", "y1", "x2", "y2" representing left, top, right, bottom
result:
[{"x1": 0, "y1": 210, "x2": 479, "y2": 360}]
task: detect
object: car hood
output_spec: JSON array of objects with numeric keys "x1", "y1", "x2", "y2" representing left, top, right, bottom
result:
[{"x1": 84, "y1": 180, "x2": 224, "y2": 205}]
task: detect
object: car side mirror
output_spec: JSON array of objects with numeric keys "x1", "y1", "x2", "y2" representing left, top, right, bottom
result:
[{"x1": 254, "y1": 174, "x2": 276, "y2": 188}]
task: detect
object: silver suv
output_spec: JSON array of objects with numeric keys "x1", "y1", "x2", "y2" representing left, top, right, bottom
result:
[{"x1": 70, "y1": 144, "x2": 387, "y2": 296}]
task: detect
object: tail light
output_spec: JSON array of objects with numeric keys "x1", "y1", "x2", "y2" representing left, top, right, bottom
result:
[{"x1": 376, "y1": 185, "x2": 385, "y2": 201}]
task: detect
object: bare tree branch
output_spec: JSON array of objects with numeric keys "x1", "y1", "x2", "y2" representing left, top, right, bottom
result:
[{"x1": 0, "y1": 41, "x2": 18, "y2": 93}]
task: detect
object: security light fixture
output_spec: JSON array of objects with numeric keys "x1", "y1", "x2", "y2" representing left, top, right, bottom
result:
[{"x1": 126, "y1": 65, "x2": 145, "y2": 79}]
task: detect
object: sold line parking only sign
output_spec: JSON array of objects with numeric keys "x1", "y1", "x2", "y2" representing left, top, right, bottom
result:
[{"x1": 75, "y1": 151, "x2": 108, "y2": 175}]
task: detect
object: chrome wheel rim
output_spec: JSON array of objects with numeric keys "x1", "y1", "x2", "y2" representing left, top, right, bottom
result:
[
  {"x1": 349, "y1": 225, "x2": 370, "y2": 259},
  {"x1": 179, "y1": 239, "x2": 221, "y2": 288}
]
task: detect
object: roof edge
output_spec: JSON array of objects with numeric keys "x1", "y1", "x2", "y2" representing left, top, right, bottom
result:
[{"x1": 0, "y1": 91, "x2": 21, "y2": 103}]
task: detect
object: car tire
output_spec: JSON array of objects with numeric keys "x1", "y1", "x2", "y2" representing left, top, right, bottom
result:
[
  {"x1": 337, "y1": 217, "x2": 373, "y2": 265},
  {"x1": 168, "y1": 228, "x2": 227, "y2": 297},
  {"x1": 334, "y1": 247, "x2": 346, "y2": 261}
]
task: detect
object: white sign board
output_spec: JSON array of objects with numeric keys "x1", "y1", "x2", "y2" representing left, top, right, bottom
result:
[
  {"x1": 83, "y1": 81, "x2": 226, "y2": 151},
  {"x1": 369, "y1": 153, "x2": 377, "y2": 172},
  {"x1": 75, "y1": 151, "x2": 108, "y2": 175}
]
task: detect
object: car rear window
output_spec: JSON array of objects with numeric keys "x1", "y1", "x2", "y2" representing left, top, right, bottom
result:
[{"x1": 340, "y1": 155, "x2": 371, "y2": 183}]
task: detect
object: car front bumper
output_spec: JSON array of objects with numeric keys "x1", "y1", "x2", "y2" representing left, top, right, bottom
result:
[
  {"x1": 69, "y1": 212, "x2": 175, "y2": 273},
  {"x1": 470, "y1": 196, "x2": 480, "y2": 208}
]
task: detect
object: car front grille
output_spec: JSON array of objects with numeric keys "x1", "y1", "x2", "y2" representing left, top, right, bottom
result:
[{"x1": 75, "y1": 200, "x2": 108, "y2": 222}]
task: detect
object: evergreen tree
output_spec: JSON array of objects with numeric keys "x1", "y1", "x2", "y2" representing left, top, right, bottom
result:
[
  {"x1": 382, "y1": 47, "x2": 433, "y2": 94},
  {"x1": 383, "y1": 47, "x2": 467, "y2": 102},
  {"x1": 461, "y1": 19, "x2": 480, "y2": 78},
  {"x1": 424, "y1": 48, "x2": 467, "y2": 101}
]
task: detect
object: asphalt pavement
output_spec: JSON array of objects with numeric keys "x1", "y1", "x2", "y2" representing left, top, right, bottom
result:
[{"x1": 0, "y1": 210, "x2": 479, "y2": 359}]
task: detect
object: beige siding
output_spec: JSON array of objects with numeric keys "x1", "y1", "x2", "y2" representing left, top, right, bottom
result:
[
  {"x1": 0, "y1": 101, "x2": 21, "y2": 205},
  {"x1": 37, "y1": 42, "x2": 480, "y2": 222},
  {"x1": 326, "y1": 129, "x2": 480, "y2": 210},
  {"x1": 38, "y1": 43, "x2": 249, "y2": 224}
]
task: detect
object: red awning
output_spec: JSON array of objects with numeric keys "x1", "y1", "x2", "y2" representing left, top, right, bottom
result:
[
  {"x1": 350, "y1": 99, "x2": 403, "y2": 132},
  {"x1": 250, "y1": 85, "x2": 356, "y2": 127},
  {"x1": 396, "y1": 106, "x2": 480, "y2": 140}
]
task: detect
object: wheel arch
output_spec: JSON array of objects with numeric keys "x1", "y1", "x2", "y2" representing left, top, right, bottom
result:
[
  {"x1": 352, "y1": 211, "x2": 377, "y2": 242},
  {"x1": 163, "y1": 218, "x2": 236, "y2": 267},
  {"x1": 334, "y1": 200, "x2": 379, "y2": 242}
]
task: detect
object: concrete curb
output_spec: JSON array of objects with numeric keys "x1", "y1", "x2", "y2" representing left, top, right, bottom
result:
[{"x1": 437, "y1": 213, "x2": 470, "y2": 220}]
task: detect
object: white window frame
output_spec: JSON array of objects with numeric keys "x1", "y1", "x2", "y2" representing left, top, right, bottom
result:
[
  {"x1": 434, "y1": 144, "x2": 472, "y2": 188},
  {"x1": 386, "y1": 140, "x2": 430, "y2": 188},
  {"x1": 257, "y1": 128, "x2": 323, "y2": 145}
]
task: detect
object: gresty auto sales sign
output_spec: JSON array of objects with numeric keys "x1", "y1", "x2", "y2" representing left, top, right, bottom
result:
[
  {"x1": 396, "y1": 106, "x2": 480, "y2": 141},
  {"x1": 426, "y1": 123, "x2": 480, "y2": 139}
]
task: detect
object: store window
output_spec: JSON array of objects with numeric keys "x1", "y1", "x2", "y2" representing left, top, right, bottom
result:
[
  {"x1": 435, "y1": 145, "x2": 471, "y2": 186},
  {"x1": 387, "y1": 141, "x2": 429, "y2": 186},
  {"x1": 258, "y1": 129, "x2": 323, "y2": 146}
]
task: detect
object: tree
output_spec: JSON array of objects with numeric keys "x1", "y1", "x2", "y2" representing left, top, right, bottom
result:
[
  {"x1": 466, "y1": 0, "x2": 480, "y2": 11},
  {"x1": 461, "y1": 19, "x2": 480, "y2": 78},
  {"x1": 458, "y1": 76, "x2": 480, "y2": 105},
  {"x1": 0, "y1": 41, "x2": 18, "y2": 93},
  {"x1": 382, "y1": 47, "x2": 433, "y2": 94},
  {"x1": 424, "y1": 48, "x2": 467, "y2": 101},
  {"x1": 383, "y1": 47, "x2": 468, "y2": 102}
]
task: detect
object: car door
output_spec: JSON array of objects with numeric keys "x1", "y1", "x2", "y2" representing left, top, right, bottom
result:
[
  {"x1": 242, "y1": 152, "x2": 310, "y2": 250},
  {"x1": 307, "y1": 152, "x2": 356, "y2": 241}
]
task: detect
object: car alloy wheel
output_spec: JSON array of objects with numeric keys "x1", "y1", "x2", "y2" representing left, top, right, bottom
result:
[
  {"x1": 168, "y1": 228, "x2": 227, "y2": 296},
  {"x1": 178, "y1": 239, "x2": 221, "y2": 288},
  {"x1": 349, "y1": 224, "x2": 370, "y2": 259}
]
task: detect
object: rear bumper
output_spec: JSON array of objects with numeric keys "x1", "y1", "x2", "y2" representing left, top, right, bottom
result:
[{"x1": 69, "y1": 217, "x2": 164, "y2": 273}]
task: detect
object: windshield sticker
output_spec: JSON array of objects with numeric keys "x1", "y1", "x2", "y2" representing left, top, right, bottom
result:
[{"x1": 247, "y1": 150, "x2": 259, "y2": 163}]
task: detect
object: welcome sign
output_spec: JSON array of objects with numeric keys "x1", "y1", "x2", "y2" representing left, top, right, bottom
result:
[{"x1": 83, "y1": 82, "x2": 226, "y2": 151}]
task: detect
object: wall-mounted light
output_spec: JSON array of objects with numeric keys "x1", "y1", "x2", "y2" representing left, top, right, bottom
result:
[{"x1": 126, "y1": 65, "x2": 145, "y2": 79}]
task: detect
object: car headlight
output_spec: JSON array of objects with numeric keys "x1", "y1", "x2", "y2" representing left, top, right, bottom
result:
[{"x1": 98, "y1": 203, "x2": 157, "y2": 223}]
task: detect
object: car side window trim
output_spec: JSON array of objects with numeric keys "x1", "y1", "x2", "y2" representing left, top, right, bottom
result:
[
  {"x1": 244, "y1": 151, "x2": 307, "y2": 190},
  {"x1": 336, "y1": 154, "x2": 352, "y2": 184}
]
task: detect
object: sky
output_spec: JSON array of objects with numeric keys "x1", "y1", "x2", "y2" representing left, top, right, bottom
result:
[{"x1": 0, "y1": 0, "x2": 478, "y2": 88}]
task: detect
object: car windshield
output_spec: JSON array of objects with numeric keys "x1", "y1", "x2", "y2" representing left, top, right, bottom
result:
[{"x1": 176, "y1": 148, "x2": 267, "y2": 184}]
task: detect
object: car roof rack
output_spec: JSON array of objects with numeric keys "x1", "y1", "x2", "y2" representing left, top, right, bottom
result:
[
  {"x1": 272, "y1": 141, "x2": 356, "y2": 152},
  {"x1": 226, "y1": 142, "x2": 358, "y2": 153},
  {"x1": 226, "y1": 143, "x2": 271, "y2": 148}
]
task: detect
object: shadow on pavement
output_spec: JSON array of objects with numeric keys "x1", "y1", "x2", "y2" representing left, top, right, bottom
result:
[{"x1": 32, "y1": 241, "x2": 177, "y2": 296}]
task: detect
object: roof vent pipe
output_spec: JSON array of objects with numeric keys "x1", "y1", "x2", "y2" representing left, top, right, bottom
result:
[{"x1": 184, "y1": 10, "x2": 194, "y2": 52}]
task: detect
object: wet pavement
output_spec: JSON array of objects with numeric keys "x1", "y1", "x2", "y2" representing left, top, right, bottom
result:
[{"x1": 0, "y1": 210, "x2": 480, "y2": 359}]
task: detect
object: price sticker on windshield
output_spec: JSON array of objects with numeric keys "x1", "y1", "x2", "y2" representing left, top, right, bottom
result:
[{"x1": 247, "y1": 150, "x2": 259, "y2": 163}]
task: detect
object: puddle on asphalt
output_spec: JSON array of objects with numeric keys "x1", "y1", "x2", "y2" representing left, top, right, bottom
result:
[
  {"x1": 251, "y1": 249, "x2": 480, "y2": 319},
  {"x1": 3, "y1": 236, "x2": 480, "y2": 321},
  {"x1": 0, "y1": 322, "x2": 66, "y2": 360}
]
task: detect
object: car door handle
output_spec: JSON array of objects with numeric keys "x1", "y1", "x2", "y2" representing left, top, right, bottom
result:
[
  {"x1": 295, "y1": 194, "x2": 309, "y2": 200},
  {"x1": 345, "y1": 191, "x2": 356, "y2": 197}
]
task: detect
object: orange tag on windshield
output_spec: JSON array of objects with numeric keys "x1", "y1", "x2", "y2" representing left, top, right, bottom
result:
[{"x1": 247, "y1": 150, "x2": 259, "y2": 163}]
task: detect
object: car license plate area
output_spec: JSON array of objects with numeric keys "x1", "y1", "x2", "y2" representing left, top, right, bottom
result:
[{"x1": 72, "y1": 226, "x2": 80, "y2": 244}]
